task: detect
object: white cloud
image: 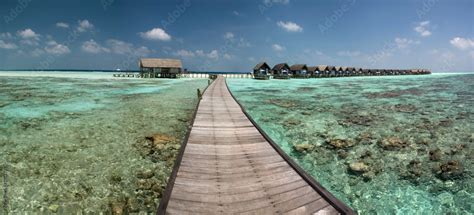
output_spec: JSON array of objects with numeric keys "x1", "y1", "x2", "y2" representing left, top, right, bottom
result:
[
  {"x1": 17, "y1": 29, "x2": 40, "y2": 46},
  {"x1": 195, "y1": 50, "x2": 205, "y2": 56},
  {"x1": 337, "y1": 50, "x2": 361, "y2": 57},
  {"x1": 44, "y1": 40, "x2": 70, "y2": 55},
  {"x1": 395, "y1": 37, "x2": 419, "y2": 49},
  {"x1": 106, "y1": 39, "x2": 151, "y2": 56},
  {"x1": 81, "y1": 39, "x2": 110, "y2": 54},
  {"x1": 176, "y1": 49, "x2": 220, "y2": 59},
  {"x1": 17, "y1": 29, "x2": 40, "y2": 39},
  {"x1": 277, "y1": 21, "x2": 303, "y2": 32},
  {"x1": 139, "y1": 28, "x2": 171, "y2": 41},
  {"x1": 0, "y1": 40, "x2": 17, "y2": 49},
  {"x1": 470, "y1": 51, "x2": 474, "y2": 59},
  {"x1": 77, "y1": 20, "x2": 94, "y2": 32},
  {"x1": 450, "y1": 37, "x2": 474, "y2": 50},
  {"x1": 414, "y1": 21, "x2": 432, "y2": 37},
  {"x1": 208, "y1": 50, "x2": 219, "y2": 59},
  {"x1": 264, "y1": 0, "x2": 290, "y2": 5},
  {"x1": 224, "y1": 32, "x2": 234, "y2": 40},
  {"x1": 233, "y1": 11, "x2": 240, "y2": 16},
  {"x1": 272, "y1": 44, "x2": 285, "y2": 51},
  {"x1": 223, "y1": 53, "x2": 232, "y2": 60},
  {"x1": 175, "y1": 49, "x2": 196, "y2": 58},
  {"x1": 56, "y1": 22, "x2": 69, "y2": 28}
]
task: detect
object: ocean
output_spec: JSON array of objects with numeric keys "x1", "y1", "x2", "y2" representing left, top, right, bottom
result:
[
  {"x1": 0, "y1": 72, "x2": 208, "y2": 213},
  {"x1": 227, "y1": 73, "x2": 473, "y2": 214},
  {"x1": 1, "y1": 71, "x2": 472, "y2": 214}
]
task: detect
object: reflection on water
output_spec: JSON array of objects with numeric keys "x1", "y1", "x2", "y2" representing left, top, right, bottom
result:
[
  {"x1": 0, "y1": 74, "x2": 208, "y2": 213},
  {"x1": 228, "y1": 74, "x2": 473, "y2": 214}
]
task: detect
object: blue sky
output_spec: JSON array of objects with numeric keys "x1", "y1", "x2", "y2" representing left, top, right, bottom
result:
[{"x1": 0, "y1": 0, "x2": 473, "y2": 72}]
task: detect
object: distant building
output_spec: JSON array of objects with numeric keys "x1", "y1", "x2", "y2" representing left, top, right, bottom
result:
[
  {"x1": 290, "y1": 64, "x2": 308, "y2": 78},
  {"x1": 253, "y1": 62, "x2": 271, "y2": 79},
  {"x1": 307, "y1": 66, "x2": 318, "y2": 77},
  {"x1": 272, "y1": 63, "x2": 291, "y2": 79},
  {"x1": 139, "y1": 58, "x2": 182, "y2": 78}
]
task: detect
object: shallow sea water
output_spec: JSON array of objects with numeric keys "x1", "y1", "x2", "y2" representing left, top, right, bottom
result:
[
  {"x1": 0, "y1": 72, "x2": 208, "y2": 213},
  {"x1": 228, "y1": 74, "x2": 473, "y2": 214}
]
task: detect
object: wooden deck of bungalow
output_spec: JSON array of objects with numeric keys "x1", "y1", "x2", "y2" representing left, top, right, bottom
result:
[{"x1": 157, "y1": 76, "x2": 355, "y2": 215}]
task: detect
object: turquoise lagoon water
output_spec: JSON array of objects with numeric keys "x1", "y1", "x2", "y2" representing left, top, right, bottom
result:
[
  {"x1": 228, "y1": 74, "x2": 473, "y2": 214},
  {"x1": 0, "y1": 72, "x2": 208, "y2": 213}
]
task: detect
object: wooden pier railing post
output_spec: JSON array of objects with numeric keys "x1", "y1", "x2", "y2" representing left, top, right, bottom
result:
[{"x1": 197, "y1": 89, "x2": 202, "y2": 100}]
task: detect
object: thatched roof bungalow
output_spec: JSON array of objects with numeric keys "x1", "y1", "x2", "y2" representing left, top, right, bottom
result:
[
  {"x1": 346, "y1": 67, "x2": 355, "y2": 76},
  {"x1": 307, "y1": 66, "x2": 318, "y2": 77},
  {"x1": 272, "y1": 63, "x2": 291, "y2": 79},
  {"x1": 332, "y1": 66, "x2": 341, "y2": 76},
  {"x1": 139, "y1": 58, "x2": 183, "y2": 78},
  {"x1": 317, "y1": 65, "x2": 329, "y2": 77},
  {"x1": 253, "y1": 62, "x2": 271, "y2": 79},
  {"x1": 369, "y1": 69, "x2": 378, "y2": 75},
  {"x1": 290, "y1": 64, "x2": 308, "y2": 78},
  {"x1": 327, "y1": 66, "x2": 337, "y2": 77}
]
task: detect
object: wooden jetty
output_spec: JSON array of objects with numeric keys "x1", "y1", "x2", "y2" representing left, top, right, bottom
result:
[{"x1": 157, "y1": 76, "x2": 355, "y2": 214}]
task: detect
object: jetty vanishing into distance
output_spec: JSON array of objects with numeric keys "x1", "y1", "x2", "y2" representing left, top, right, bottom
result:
[
  {"x1": 157, "y1": 76, "x2": 355, "y2": 214},
  {"x1": 111, "y1": 58, "x2": 431, "y2": 79}
]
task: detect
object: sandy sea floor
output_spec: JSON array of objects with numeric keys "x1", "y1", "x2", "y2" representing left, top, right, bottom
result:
[
  {"x1": 0, "y1": 72, "x2": 208, "y2": 213},
  {"x1": 228, "y1": 73, "x2": 473, "y2": 214}
]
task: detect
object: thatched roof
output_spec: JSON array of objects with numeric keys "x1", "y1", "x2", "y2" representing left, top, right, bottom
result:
[
  {"x1": 356, "y1": 68, "x2": 363, "y2": 71},
  {"x1": 335, "y1": 66, "x2": 343, "y2": 71},
  {"x1": 362, "y1": 69, "x2": 369, "y2": 72},
  {"x1": 317, "y1": 65, "x2": 328, "y2": 71},
  {"x1": 140, "y1": 58, "x2": 182, "y2": 68},
  {"x1": 347, "y1": 67, "x2": 355, "y2": 71},
  {"x1": 272, "y1": 63, "x2": 290, "y2": 71},
  {"x1": 290, "y1": 64, "x2": 307, "y2": 71},
  {"x1": 254, "y1": 62, "x2": 271, "y2": 70},
  {"x1": 307, "y1": 66, "x2": 317, "y2": 72},
  {"x1": 341, "y1": 66, "x2": 348, "y2": 71},
  {"x1": 327, "y1": 66, "x2": 336, "y2": 71}
]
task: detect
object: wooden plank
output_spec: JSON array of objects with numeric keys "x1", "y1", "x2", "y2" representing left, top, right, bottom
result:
[
  {"x1": 283, "y1": 198, "x2": 333, "y2": 215},
  {"x1": 158, "y1": 76, "x2": 354, "y2": 215}
]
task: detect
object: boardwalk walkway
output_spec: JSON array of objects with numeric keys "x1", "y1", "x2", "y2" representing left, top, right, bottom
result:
[{"x1": 158, "y1": 76, "x2": 355, "y2": 214}]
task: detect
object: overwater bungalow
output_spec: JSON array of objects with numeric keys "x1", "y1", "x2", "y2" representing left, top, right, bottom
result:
[
  {"x1": 346, "y1": 67, "x2": 355, "y2": 76},
  {"x1": 369, "y1": 69, "x2": 378, "y2": 76},
  {"x1": 340, "y1": 67, "x2": 348, "y2": 76},
  {"x1": 290, "y1": 64, "x2": 309, "y2": 78},
  {"x1": 253, "y1": 62, "x2": 271, "y2": 79},
  {"x1": 334, "y1": 66, "x2": 344, "y2": 77},
  {"x1": 362, "y1": 69, "x2": 370, "y2": 76},
  {"x1": 327, "y1": 66, "x2": 337, "y2": 77},
  {"x1": 272, "y1": 63, "x2": 291, "y2": 79},
  {"x1": 307, "y1": 66, "x2": 318, "y2": 78},
  {"x1": 317, "y1": 65, "x2": 329, "y2": 77},
  {"x1": 139, "y1": 58, "x2": 182, "y2": 78},
  {"x1": 411, "y1": 69, "x2": 419, "y2": 75},
  {"x1": 355, "y1": 68, "x2": 363, "y2": 76}
]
